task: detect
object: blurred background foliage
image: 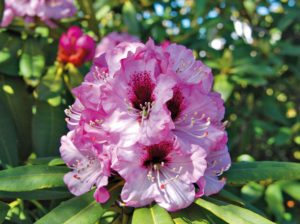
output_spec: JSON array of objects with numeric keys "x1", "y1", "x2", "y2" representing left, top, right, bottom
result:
[{"x1": 0, "y1": 0, "x2": 299, "y2": 223}]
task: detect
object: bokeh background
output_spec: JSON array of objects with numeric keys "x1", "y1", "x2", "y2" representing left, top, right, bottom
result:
[{"x1": 0, "y1": 0, "x2": 299, "y2": 223}]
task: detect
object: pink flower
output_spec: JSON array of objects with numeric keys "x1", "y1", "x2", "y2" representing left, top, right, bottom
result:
[
  {"x1": 95, "y1": 32, "x2": 140, "y2": 58},
  {"x1": 1, "y1": 0, "x2": 76, "y2": 27},
  {"x1": 60, "y1": 127, "x2": 111, "y2": 203},
  {"x1": 60, "y1": 38, "x2": 231, "y2": 210},
  {"x1": 112, "y1": 139, "x2": 207, "y2": 211},
  {"x1": 57, "y1": 26, "x2": 96, "y2": 67},
  {"x1": 196, "y1": 146, "x2": 231, "y2": 196}
]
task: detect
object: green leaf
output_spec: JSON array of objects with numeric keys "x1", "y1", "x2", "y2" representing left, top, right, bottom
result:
[
  {"x1": 171, "y1": 204, "x2": 209, "y2": 224},
  {"x1": 218, "y1": 189, "x2": 266, "y2": 217},
  {"x1": 35, "y1": 182, "x2": 122, "y2": 224},
  {"x1": 132, "y1": 203, "x2": 173, "y2": 224},
  {"x1": 0, "y1": 98, "x2": 18, "y2": 167},
  {"x1": 0, "y1": 201, "x2": 9, "y2": 223},
  {"x1": 0, "y1": 165, "x2": 69, "y2": 191},
  {"x1": 122, "y1": 1, "x2": 140, "y2": 36},
  {"x1": 19, "y1": 38, "x2": 45, "y2": 79},
  {"x1": 241, "y1": 182, "x2": 265, "y2": 203},
  {"x1": 32, "y1": 101, "x2": 68, "y2": 157},
  {"x1": 0, "y1": 32, "x2": 22, "y2": 75},
  {"x1": 0, "y1": 75, "x2": 33, "y2": 161},
  {"x1": 36, "y1": 65, "x2": 64, "y2": 100},
  {"x1": 0, "y1": 188, "x2": 71, "y2": 200},
  {"x1": 265, "y1": 183, "x2": 285, "y2": 220},
  {"x1": 195, "y1": 197, "x2": 275, "y2": 224},
  {"x1": 224, "y1": 162, "x2": 300, "y2": 185}
]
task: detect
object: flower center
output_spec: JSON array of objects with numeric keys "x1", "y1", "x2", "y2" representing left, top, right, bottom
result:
[
  {"x1": 130, "y1": 71, "x2": 155, "y2": 111},
  {"x1": 143, "y1": 141, "x2": 172, "y2": 168},
  {"x1": 166, "y1": 86, "x2": 184, "y2": 120}
]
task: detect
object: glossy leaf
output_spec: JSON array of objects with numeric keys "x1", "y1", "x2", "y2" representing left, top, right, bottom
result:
[
  {"x1": 132, "y1": 203, "x2": 173, "y2": 224},
  {"x1": 195, "y1": 197, "x2": 275, "y2": 224},
  {"x1": 32, "y1": 101, "x2": 68, "y2": 157},
  {"x1": 223, "y1": 162, "x2": 300, "y2": 185},
  {"x1": 0, "y1": 165, "x2": 69, "y2": 191},
  {"x1": 0, "y1": 188, "x2": 71, "y2": 200},
  {"x1": 0, "y1": 201, "x2": 9, "y2": 223},
  {"x1": 20, "y1": 38, "x2": 45, "y2": 79},
  {"x1": 0, "y1": 97, "x2": 18, "y2": 167},
  {"x1": 171, "y1": 204, "x2": 209, "y2": 224},
  {"x1": 35, "y1": 183, "x2": 122, "y2": 224}
]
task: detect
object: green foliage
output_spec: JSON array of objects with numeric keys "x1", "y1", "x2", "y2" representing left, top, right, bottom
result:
[
  {"x1": 0, "y1": 0, "x2": 300, "y2": 223},
  {"x1": 132, "y1": 203, "x2": 173, "y2": 224}
]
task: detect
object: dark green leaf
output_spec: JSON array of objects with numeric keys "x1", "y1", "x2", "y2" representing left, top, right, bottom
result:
[
  {"x1": 0, "y1": 97, "x2": 18, "y2": 167},
  {"x1": 19, "y1": 38, "x2": 45, "y2": 79},
  {"x1": 0, "y1": 201, "x2": 9, "y2": 223},
  {"x1": 224, "y1": 162, "x2": 300, "y2": 185},
  {"x1": 0, "y1": 75, "x2": 33, "y2": 161},
  {"x1": 132, "y1": 203, "x2": 173, "y2": 224},
  {"x1": 0, "y1": 188, "x2": 71, "y2": 200},
  {"x1": 32, "y1": 101, "x2": 67, "y2": 157},
  {"x1": 195, "y1": 197, "x2": 275, "y2": 224},
  {"x1": 35, "y1": 183, "x2": 122, "y2": 224},
  {"x1": 0, "y1": 165, "x2": 69, "y2": 191}
]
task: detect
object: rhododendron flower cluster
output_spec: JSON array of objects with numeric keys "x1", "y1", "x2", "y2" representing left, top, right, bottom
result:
[
  {"x1": 1, "y1": 0, "x2": 76, "y2": 27},
  {"x1": 57, "y1": 26, "x2": 96, "y2": 67},
  {"x1": 95, "y1": 32, "x2": 140, "y2": 58},
  {"x1": 60, "y1": 38, "x2": 231, "y2": 211}
]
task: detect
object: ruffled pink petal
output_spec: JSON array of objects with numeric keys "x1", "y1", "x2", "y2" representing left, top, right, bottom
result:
[{"x1": 155, "y1": 173, "x2": 195, "y2": 211}]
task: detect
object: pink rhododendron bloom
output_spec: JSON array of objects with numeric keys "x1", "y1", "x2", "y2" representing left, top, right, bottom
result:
[
  {"x1": 57, "y1": 26, "x2": 96, "y2": 67},
  {"x1": 112, "y1": 139, "x2": 207, "y2": 211},
  {"x1": 95, "y1": 32, "x2": 140, "y2": 57},
  {"x1": 60, "y1": 127, "x2": 111, "y2": 203},
  {"x1": 60, "y1": 37, "x2": 231, "y2": 211},
  {"x1": 1, "y1": 0, "x2": 76, "y2": 27},
  {"x1": 196, "y1": 146, "x2": 231, "y2": 196}
]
